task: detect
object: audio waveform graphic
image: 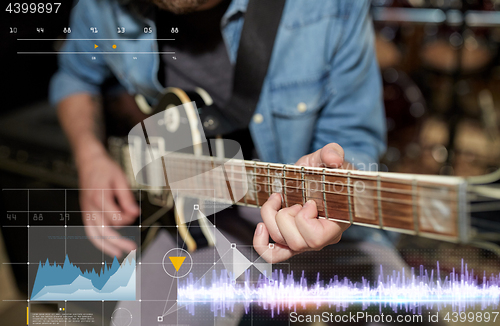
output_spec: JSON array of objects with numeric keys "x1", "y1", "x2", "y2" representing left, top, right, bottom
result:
[
  {"x1": 178, "y1": 260, "x2": 500, "y2": 317},
  {"x1": 31, "y1": 251, "x2": 136, "y2": 301}
]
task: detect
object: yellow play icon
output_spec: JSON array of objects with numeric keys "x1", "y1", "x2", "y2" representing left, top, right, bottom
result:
[
  {"x1": 168, "y1": 256, "x2": 186, "y2": 272},
  {"x1": 94, "y1": 44, "x2": 98, "y2": 49}
]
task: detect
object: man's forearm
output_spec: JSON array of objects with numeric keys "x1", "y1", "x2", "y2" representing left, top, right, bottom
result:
[{"x1": 57, "y1": 93, "x2": 107, "y2": 168}]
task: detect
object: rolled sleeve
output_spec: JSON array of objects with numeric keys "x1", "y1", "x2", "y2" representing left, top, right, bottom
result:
[
  {"x1": 49, "y1": 0, "x2": 111, "y2": 106},
  {"x1": 49, "y1": 69, "x2": 102, "y2": 105},
  {"x1": 313, "y1": 0, "x2": 386, "y2": 170}
]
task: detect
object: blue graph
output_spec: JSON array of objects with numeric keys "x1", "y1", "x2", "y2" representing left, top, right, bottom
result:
[{"x1": 31, "y1": 251, "x2": 136, "y2": 301}]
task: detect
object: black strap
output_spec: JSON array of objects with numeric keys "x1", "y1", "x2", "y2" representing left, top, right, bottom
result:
[{"x1": 201, "y1": 0, "x2": 287, "y2": 137}]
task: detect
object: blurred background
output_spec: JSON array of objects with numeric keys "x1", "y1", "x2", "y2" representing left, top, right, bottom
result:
[
  {"x1": 373, "y1": 0, "x2": 500, "y2": 176},
  {"x1": 1, "y1": 0, "x2": 500, "y2": 324}
]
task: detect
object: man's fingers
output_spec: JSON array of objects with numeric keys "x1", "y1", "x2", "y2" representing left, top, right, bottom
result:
[
  {"x1": 253, "y1": 223, "x2": 296, "y2": 263},
  {"x1": 275, "y1": 205, "x2": 309, "y2": 252},
  {"x1": 84, "y1": 224, "x2": 123, "y2": 258},
  {"x1": 82, "y1": 202, "x2": 137, "y2": 258},
  {"x1": 102, "y1": 226, "x2": 137, "y2": 256},
  {"x1": 295, "y1": 200, "x2": 350, "y2": 249},
  {"x1": 294, "y1": 200, "x2": 325, "y2": 249},
  {"x1": 320, "y1": 143, "x2": 344, "y2": 169},
  {"x1": 112, "y1": 175, "x2": 139, "y2": 223},
  {"x1": 102, "y1": 191, "x2": 126, "y2": 227},
  {"x1": 295, "y1": 143, "x2": 344, "y2": 169},
  {"x1": 260, "y1": 193, "x2": 287, "y2": 245}
]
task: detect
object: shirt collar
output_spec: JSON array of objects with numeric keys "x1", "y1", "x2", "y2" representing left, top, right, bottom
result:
[{"x1": 222, "y1": 0, "x2": 249, "y2": 27}]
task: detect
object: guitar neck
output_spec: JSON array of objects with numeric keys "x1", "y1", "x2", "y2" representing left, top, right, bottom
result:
[
  {"x1": 109, "y1": 138, "x2": 470, "y2": 243},
  {"x1": 235, "y1": 161, "x2": 469, "y2": 243}
]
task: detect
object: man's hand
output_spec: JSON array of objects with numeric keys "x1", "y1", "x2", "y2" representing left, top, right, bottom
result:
[
  {"x1": 79, "y1": 153, "x2": 139, "y2": 258},
  {"x1": 253, "y1": 143, "x2": 350, "y2": 263},
  {"x1": 58, "y1": 94, "x2": 139, "y2": 259}
]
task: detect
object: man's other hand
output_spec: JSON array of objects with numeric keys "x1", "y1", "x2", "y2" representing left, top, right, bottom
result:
[{"x1": 79, "y1": 153, "x2": 139, "y2": 258}]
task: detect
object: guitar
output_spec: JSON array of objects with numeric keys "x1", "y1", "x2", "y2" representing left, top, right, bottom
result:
[{"x1": 108, "y1": 87, "x2": 500, "y2": 252}]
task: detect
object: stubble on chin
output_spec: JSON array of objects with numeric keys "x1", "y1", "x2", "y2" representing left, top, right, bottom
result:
[{"x1": 151, "y1": 0, "x2": 211, "y2": 14}]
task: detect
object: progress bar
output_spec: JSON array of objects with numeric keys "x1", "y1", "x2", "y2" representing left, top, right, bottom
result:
[
  {"x1": 17, "y1": 39, "x2": 176, "y2": 41},
  {"x1": 17, "y1": 52, "x2": 175, "y2": 54}
]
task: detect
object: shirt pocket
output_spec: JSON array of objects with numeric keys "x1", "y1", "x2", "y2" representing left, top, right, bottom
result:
[
  {"x1": 282, "y1": 0, "x2": 339, "y2": 30},
  {"x1": 269, "y1": 70, "x2": 333, "y2": 118}
]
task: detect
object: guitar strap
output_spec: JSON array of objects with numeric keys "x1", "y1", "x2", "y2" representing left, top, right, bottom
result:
[{"x1": 200, "y1": 0, "x2": 287, "y2": 137}]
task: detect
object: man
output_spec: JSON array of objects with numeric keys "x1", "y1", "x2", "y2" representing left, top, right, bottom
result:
[{"x1": 51, "y1": 0, "x2": 386, "y2": 263}]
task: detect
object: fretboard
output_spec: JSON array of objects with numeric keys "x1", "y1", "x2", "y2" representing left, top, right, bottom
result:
[{"x1": 109, "y1": 139, "x2": 469, "y2": 243}]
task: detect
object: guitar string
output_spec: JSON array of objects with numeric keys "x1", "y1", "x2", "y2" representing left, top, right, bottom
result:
[
  {"x1": 125, "y1": 153, "x2": 493, "y2": 210},
  {"x1": 169, "y1": 181, "x2": 454, "y2": 207},
  {"x1": 143, "y1": 169, "x2": 464, "y2": 206},
  {"x1": 165, "y1": 191, "x2": 463, "y2": 237},
  {"x1": 161, "y1": 162, "x2": 461, "y2": 197},
  {"x1": 145, "y1": 152, "x2": 463, "y2": 187},
  {"x1": 162, "y1": 174, "x2": 460, "y2": 205}
]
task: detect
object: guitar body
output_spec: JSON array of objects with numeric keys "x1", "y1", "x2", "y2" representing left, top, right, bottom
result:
[{"x1": 109, "y1": 87, "x2": 244, "y2": 251}]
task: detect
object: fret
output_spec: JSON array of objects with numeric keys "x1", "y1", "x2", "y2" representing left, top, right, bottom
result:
[
  {"x1": 254, "y1": 161, "x2": 259, "y2": 207},
  {"x1": 377, "y1": 175, "x2": 383, "y2": 229},
  {"x1": 304, "y1": 169, "x2": 324, "y2": 215},
  {"x1": 347, "y1": 171, "x2": 353, "y2": 224},
  {"x1": 254, "y1": 162, "x2": 271, "y2": 205},
  {"x1": 243, "y1": 164, "x2": 257, "y2": 206},
  {"x1": 197, "y1": 158, "x2": 201, "y2": 196},
  {"x1": 196, "y1": 159, "x2": 201, "y2": 197},
  {"x1": 283, "y1": 165, "x2": 288, "y2": 208},
  {"x1": 324, "y1": 172, "x2": 350, "y2": 222},
  {"x1": 233, "y1": 161, "x2": 241, "y2": 202},
  {"x1": 322, "y1": 170, "x2": 328, "y2": 219},
  {"x1": 284, "y1": 166, "x2": 303, "y2": 207},
  {"x1": 267, "y1": 164, "x2": 271, "y2": 196},
  {"x1": 207, "y1": 158, "x2": 213, "y2": 197},
  {"x1": 225, "y1": 165, "x2": 234, "y2": 203},
  {"x1": 412, "y1": 179, "x2": 419, "y2": 235},
  {"x1": 199, "y1": 159, "x2": 205, "y2": 197},
  {"x1": 351, "y1": 176, "x2": 379, "y2": 226},
  {"x1": 187, "y1": 158, "x2": 192, "y2": 190},
  {"x1": 185, "y1": 158, "x2": 191, "y2": 189},
  {"x1": 243, "y1": 163, "x2": 248, "y2": 206},
  {"x1": 380, "y1": 178, "x2": 416, "y2": 232},
  {"x1": 205, "y1": 158, "x2": 211, "y2": 197},
  {"x1": 230, "y1": 161, "x2": 247, "y2": 205},
  {"x1": 301, "y1": 167, "x2": 306, "y2": 205},
  {"x1": 269, "y1": 165, "x2": 284, "y2": 205},
  {"x1": 222, "y1": 161, "x2": 231, "y2": 202},
  {"x1": 218, "y1": 159, "x2": 226, "y2": 200}
]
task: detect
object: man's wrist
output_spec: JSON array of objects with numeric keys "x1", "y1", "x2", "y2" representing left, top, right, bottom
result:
[{"x1": 73, "y1": 135, "x2": 108, "y2": 169}]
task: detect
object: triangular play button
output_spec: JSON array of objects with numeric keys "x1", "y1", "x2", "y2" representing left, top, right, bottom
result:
[
  {"x1": 168, "y1": 256, "x2": 186, "y2": 272},
  {"x1": 94, "y1": 44, "x2": 98, "y2": 49}
]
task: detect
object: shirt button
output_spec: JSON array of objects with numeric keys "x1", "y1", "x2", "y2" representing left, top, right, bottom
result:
[
  {"x1": 297, "y1": 102, "x2": 307, "y2": 112},
  {"x1": 253, "y1": 114, "x2": 264, "y2": 124}
]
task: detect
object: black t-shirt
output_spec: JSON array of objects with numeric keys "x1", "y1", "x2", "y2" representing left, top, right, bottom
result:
[
  {"x1": 156, "y1": 0, "x2": 232, "y2": 108},
  {"x1": 156, "y1": 1, "x2": 256, "y2": 159}
]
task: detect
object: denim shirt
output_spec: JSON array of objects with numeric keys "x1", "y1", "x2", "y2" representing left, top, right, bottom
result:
[{"x1": 50, "y1": 0, "x2": 386, "y2": 168}]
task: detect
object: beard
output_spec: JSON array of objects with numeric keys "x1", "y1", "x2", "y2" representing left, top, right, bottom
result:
[{"x1": 151, "y1": 0, "x2": 211, "y2": 14}]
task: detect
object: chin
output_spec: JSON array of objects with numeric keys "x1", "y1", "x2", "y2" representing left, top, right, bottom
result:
[{"x1": 152, "y1": 0, "x2": 211, "y2": 14}]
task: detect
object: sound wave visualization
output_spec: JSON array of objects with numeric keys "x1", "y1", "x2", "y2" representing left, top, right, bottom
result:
[{"x1": 178, "y1": 260, "x2": 500, "y2": 317}]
